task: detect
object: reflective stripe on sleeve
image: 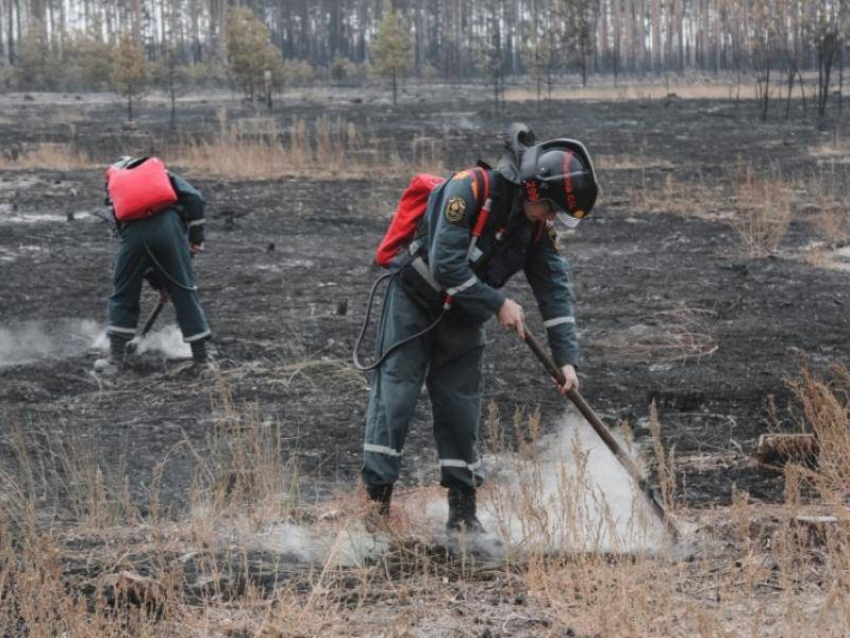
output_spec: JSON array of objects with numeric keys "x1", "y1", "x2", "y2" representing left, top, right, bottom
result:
[
  {"x1": 188, "y1": 219, "x2": 205, "y2": 227},
  {"x1": 364, "y1": 443, "x2": 402, "y2": 457},
  {"x1": 446, "y1": 275, "x2": 478, "y2": 297},
  {"x1": 543, "y1": 316, "x2": 575, "y2": 328}
]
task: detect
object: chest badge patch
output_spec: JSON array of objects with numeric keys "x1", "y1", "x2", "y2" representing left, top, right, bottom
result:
[{"x1": 445, "y1": 197, "x2": 467, "y2": 224}]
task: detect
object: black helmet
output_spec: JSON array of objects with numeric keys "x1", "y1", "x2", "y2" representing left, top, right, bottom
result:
[
  {"x1": 520, "y1": 139, "x2": 599, "y2": 228},
  {"x1": 109, "y1": 156, "x2": 146, "y2": 171}
]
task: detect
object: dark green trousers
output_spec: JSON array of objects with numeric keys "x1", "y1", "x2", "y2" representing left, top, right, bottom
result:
[
  {"x1": 106, "y1": 209, "x2": 210, "y2": 343},
  {"x1": 362, "y1": 279, "x2": 486, "y2": 490}
]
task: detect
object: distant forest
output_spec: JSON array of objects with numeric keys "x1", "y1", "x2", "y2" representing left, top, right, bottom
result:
[{"x1": 0, "y1": 0, "x2": 847, "y2": 97}]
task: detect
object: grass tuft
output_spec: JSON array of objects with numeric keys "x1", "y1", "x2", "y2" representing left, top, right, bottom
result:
[{"x1": 729, "y1": 164, "x2": 795, "y2": 256}]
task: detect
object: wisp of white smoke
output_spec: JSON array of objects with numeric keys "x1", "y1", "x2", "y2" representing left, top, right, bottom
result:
[{"x1": 0, "y1": 320, "x2": 191, "y2": 367}]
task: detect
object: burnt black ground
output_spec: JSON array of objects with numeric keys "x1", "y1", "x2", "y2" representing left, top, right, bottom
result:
[{"x1": 1, "y1": 86, "x2": 849, "y2": 515}]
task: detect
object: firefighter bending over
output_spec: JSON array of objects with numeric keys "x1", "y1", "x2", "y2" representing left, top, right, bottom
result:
[
  {"x1": 94, "y1": 156, "x2": 213, "y2": 375},
  {"x1": 361, "y1": 125, "x2": 599, "y2": 534}
]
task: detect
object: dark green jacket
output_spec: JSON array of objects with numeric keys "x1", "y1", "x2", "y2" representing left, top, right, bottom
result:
[
  {"x1": 168, "y1": 173, "x2": 205, "y2": 245},
  {"x1": 420, "y1": 169, "x2": 579, "y2": 367}
]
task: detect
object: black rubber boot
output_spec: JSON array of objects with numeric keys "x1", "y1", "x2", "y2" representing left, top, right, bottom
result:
[
  {"x1": 446, "y1": 486, "x2": 485, "y2": 534},
  {"x1": 94, "y1": 334, "x2": 131, "y2": 376},
  {"x1": 366, "y1": 484, "x2": 393, "y2": 515},
  {"x1": 190, "y1": 339, "x2": 217, "y2": 375},
  {"x1": 191, "y1": 338, "x2": 212, "y2": 362},
  {"x1": 365, "y1": 484, "x2": 393, "y2": 532}
]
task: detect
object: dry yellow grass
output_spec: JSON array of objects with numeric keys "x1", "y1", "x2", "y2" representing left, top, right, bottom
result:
[
  {"x1": 729, "y1": 165, "x2": 795, "y2": 256},
  {"x1": 809, "y1": 129, "x2": 850, "y2": 161},
  {"x1": 626, "y1": 169, "x2": 734, "y2": 220},
  {"x1": 174, "y1": 110, "x2": 445, "y2": 181},
  {"x1": 504, "y1": 79, "x2": 789, "y2": 102},
  {"x1": 594, "y1": 303, "x2": 718, "y2": 366},
  {"x1": 0, "y1": 142, "x2": 91, "y2": 170},
  {"x1": 1, "y1": 364, "x2": 849, "y2": 636},
  {"x1": 804, "y1": 162, "x2": 850, "y2": 246},
  {"x1": 596, "y1": 154, "x2": 675, "y2": 171}
]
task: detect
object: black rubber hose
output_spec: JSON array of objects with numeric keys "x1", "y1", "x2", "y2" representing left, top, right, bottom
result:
[{"x1": 352, "y1": 273, "x2": 446, "y2": 372}]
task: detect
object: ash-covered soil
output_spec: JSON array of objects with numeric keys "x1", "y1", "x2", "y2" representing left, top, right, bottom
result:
[{"x1": 1, "y1": 87, "x2": 848, "y2": 515}]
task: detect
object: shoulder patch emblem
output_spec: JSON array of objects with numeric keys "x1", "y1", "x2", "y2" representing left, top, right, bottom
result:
[
  {"x1": 445, "y1": 197, "x2": 467, "y2": 224},
  {"x1": 547, "y1": 224, "x2": 562, "y2": 251}
]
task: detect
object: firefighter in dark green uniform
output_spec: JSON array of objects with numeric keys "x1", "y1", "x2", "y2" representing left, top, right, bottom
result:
[
  {"x1": 362, "y1": 128, "x2": 599, "y2": 533},
  {"x1": 94, "y1": 157, "x2": 213, "y2": 375}
]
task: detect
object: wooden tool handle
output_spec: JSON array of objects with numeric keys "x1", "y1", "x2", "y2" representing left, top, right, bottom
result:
[{"x1": 522, "y1": 327, "x2": 677, "y2": 536}]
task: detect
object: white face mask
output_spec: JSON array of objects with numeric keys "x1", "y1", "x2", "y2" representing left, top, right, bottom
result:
[{"x1": 557, "y1": 212, "x2": 581, "y2": 228}]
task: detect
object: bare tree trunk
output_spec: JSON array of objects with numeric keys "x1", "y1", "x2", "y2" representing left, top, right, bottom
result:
[
  {"x1": 651, "y1": 0, "x2": 660, "y2": 73},
  {"x1": 1, "y1": 0, "x2": 10, "y2": 64},
  {"x1": 392, "y1": 69, "x2": 398, "y2": 107},
  {"x1": 838, "y1": 38, "x2": 844, "y2": 115},
  {"x1": 677, "y1": 0, "x2": 685, "y2": 72},
  {"x1": 29, "y1": 0, "x2": 45, "y2": 26},
  {"x1": 634, "y1": 0, "x2": 645, "y2": 73},
  {"x1": 743, "y1": 0, "x2": 751, "y2": 70},
  {"x1": 13, "y1": 0, "x2": 20, "y2": 65},
  {"x1": 598, "y1": 0, "x2": 609, "y2": 72},
  {"x1": 817, "y1": 33, "x2": 838, "y2": 117},
  {"x1": 713, "y1": 0, "x2": 721, "y2": 72},
  {"x1": 57, "y1": 0, "x2": 66, "y2": 52},
  {"x1": 735, "y1": 67, "x2": 741, "y2": 107},
  {"x1": 701, "y1": 0, "x2": 710, "y2": 69},
  {"x1": 623, "y1": 0, "x2": 633, "y2": 72},
  {"x1": 785, "y1": 60, "x2": 796, "y2": 120},
  {"x1": 209, "y1": 0, "x2": 224, "y2": 57},
  {"x1": 170, "y1": 72, "x2": 177, "y2": 129},
  {"x1": 582, "y1": 41, "x2": 587, "y2": 86},
  {"x1": 131, "y1": 0, "x2": 142, "y2": 46},
  {"x1": 762, "y1": 62, "x2": 770, "y2": 122},
  {"x1": 188, "y1": 0, "x2": 200, "y2": 61},
  {"x1": 612, "y1": 0, "x2": 621, "y2": 80}
]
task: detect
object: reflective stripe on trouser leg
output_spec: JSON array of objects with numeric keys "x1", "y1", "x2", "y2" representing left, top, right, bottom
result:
[
  {"x1": 427, "y1": 319, "x2": 486, "y2": 489},
  {"x1": 362, "y1": 279, "x2": 432, "y2": 487}
]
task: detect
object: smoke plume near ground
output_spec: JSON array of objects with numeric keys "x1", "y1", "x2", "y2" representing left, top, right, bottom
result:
[
  {"x1": 0, "y1": 319, "x2": 103, "y2": 367},
  {"x1": 245, "y1": 408, "x2": 665, "y2": 568},
  {"x1": 403, "y1": 408, "x2": 665, "y2": 554},
  {"x1": 130, "y1": 324, "x2": 191, "y2": 359},
  {"x1": 0, "y1": 320, "x2": 190, "y2": 367}
]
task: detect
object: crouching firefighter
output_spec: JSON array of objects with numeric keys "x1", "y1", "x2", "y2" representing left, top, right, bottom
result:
[
  {"x1": 94, "y1": 156, "x2": 214, "y2": 375},
  {"x1": 355, "y1": 124, "x2": 599, "y2": 535}
]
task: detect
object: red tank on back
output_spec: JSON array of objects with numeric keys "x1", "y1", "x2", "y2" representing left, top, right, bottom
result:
[
  {"x1": 375, "y1": 173, "x2": 445, "y2": 268},
  {"x1": 375, "y1": 168, "x2": 490, "y2": 268},
  {"x1": 106, "y1": 157, "x2": 178, "y2": 222}
]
